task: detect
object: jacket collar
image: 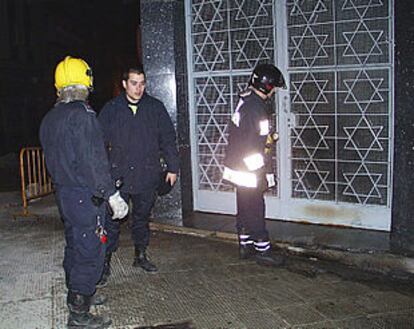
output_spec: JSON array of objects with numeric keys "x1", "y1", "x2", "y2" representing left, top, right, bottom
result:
[
  {"x1": 247, "y1": 88, "x2": 267, "y2": 106},
  {"x1": 120, "y1": 92, "x2": 147, "y2": 106}
]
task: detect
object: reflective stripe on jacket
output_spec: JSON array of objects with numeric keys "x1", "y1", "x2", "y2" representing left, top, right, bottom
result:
[{"x1": 223, "y1": 89, "x2": 271, "y2": 187}]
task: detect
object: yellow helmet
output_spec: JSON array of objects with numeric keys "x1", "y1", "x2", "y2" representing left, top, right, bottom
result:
[{"x1": 54, "y1": 56, "x2": 93, "y2": 91}]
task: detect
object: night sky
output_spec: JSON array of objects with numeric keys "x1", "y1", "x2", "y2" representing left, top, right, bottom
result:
[{"x1": 0, "y1": 0, "x2": 140, "y2": 189}]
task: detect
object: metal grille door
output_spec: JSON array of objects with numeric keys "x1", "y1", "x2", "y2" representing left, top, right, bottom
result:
[
  {"x1": 185, "y1": 0, "x2": 394, "y2": 230},
  {"x1": 186, "y1": 0, "x2": 279, "y2": 213}
]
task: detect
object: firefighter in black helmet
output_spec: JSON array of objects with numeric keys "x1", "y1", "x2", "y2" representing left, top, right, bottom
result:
[{"x1": 223, "y1": 63, "x2": 286, "y2": 266}]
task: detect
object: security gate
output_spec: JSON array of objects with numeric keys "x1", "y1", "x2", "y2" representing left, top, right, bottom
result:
[{"x1": 185, "y1": 0, "x2": 394, "y2": 231}]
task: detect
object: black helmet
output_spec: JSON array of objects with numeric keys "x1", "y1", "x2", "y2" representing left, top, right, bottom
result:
[{"x1": 250, "y1": 64, "x2": 286, "y2": 94}]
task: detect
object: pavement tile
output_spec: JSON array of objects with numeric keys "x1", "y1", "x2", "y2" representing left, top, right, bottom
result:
[
  {"x1": 3, "y1": 272, "x2": 54, "y2": 302},
  {"x1": 311, "y1": 297, "x2": 369, "y2": 320},
  {"x1": 233, "y1": 309, "x2": 290, "y2": 329},
  {"x1": 292, "y1": 320, "x2": 341, "y2": 328},
  {"x1": 284, "y1": 281, "x2": 341, "y2": 302},
  {"x1": 331, "y1": 315, "x2": 382, "y2": 329},
  {"x1": 369, "y1": 310, "x2": 414, "y2": 329},
  {"x1": 0, "y1": 297, "x2": 53, "y2": 329},
  {"x1": 192, "y1": 312, "x2": 248, "y2": 329},
  {"x1": 354, "y1": 291, "x2": 414, "y2": 314},
  {"x1": 325, "y1": 280, "x2": 373, "y2": 299},
  {"x1": 1, "y1": 202, "x2": 414, "y2": 329},
  {"x1": 274, "y1": 303, "x2": 327, "y2": 326}
]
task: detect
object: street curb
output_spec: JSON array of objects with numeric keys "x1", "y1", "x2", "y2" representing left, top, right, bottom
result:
[
  {"x1": 150, "y1": 222, "x2": 414, "y2": 280},
  {"x1": 150, "y1": 222, "x2": 238, "y2": 242},
  {"x1": 5, "y1": 194, "x2": 414, "y2": 281}
]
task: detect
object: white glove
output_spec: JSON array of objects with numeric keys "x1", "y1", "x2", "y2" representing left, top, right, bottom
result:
[
  {"x1": 266, "y1": 174, "x2": 276, "y2": 188},
  {"x1": 108, "y1": 191, "x2": 129, "y2": 220}
]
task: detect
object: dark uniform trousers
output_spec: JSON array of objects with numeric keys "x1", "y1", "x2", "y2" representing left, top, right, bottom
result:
[
  {"x1": 105, "y1": 189, "x2": 157, "y2": 253},
  {"x1": 56, "y1": 186, "x2": 106, "y2": 296},
  {"x1": 236, "y1": 186, "x2": 269, "y2": 242}
]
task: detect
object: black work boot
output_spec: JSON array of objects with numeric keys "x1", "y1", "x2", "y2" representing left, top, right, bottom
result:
[
  {"x1": 255, "y1": 249, "x2": 285, "y2": 267},
  {"x1": 67, "y1": 291, "x2": 112, "y2": 329},
  {"x1": 238, "y1": 232, "x2": 255, "y2": 260},
  {"x1": 239, "y1": 243, "x2": 255, "y2": 259},
  {"x1": 96, "y1": 253, "x2": 112, "y2": 288},
  {"x1": 254, "y1": 240, "x2": 285, "y2": 267},
  {"x1": 132, "y1": 246, "x2": 158, "y2": 272}
]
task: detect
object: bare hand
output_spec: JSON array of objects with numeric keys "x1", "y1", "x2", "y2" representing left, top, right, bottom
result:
[{"x1": 165, "y1": 172, "x2": 177, "y2": 186}]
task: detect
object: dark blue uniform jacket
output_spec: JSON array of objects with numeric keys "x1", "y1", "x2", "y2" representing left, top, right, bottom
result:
[
  {"x1": 98, "y1": 92, "x2": 179, "y2": 194},
  {"x1": 224, "y1": 90, "x2": 272, "y2": 174},
  {"x1": 39, "y1": 101, "x2": 115, "y2": 199}
]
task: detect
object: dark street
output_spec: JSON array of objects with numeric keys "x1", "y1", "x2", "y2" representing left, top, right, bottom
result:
[{"x1": 0, "y1": 193, "x2": 413, "y2": 329}]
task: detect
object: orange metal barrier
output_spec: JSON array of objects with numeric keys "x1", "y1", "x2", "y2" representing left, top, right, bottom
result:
[{"x1": 19, "y1": 147, "x2": 53, "y2": 216}]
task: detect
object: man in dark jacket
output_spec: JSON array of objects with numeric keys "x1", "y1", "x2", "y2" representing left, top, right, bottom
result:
[
  {"x1": 98, "y1": 65, "x2": 179, "y2": 281},
  {"x1": 223, "y1": 63, "x2": 286, "y2": 267},
  {"x1": 40, "y1": 56, "x2": 129, "y2": 329}
]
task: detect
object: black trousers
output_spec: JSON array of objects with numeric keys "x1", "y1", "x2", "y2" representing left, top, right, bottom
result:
[
  {"x1": 236, "y1": 186, "x2": 269, "y2": 241},
  {"x1": 56, "y1": 187, "x2": 106, "y2": 296},
  {"x1": 105, "y1": 189, "x2": 157, "y2": 253}
]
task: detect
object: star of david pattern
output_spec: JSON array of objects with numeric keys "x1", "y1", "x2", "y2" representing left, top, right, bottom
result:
[
  {"x1": 188, "y1": 0, "x2": 392, "y2": 205},
  {"x1": 191, "y1": 0, "x2": 274, "y2": 72},
  {"x1": 287, "y1": 0, "x2": 392, "y2": 205},
  {"x1": 194, "y1": 76, "x2": 233, "y2": 191},
  {"x1": 190, "y1": 0, "x2": 277, "y2": 191}
]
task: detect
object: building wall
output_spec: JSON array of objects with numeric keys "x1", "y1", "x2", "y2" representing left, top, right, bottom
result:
[
  {"x1": 391, "y1": 0, "x2": 414, "y2": 254},
  {"x1": 141, "y1": 0, "x2": 414, "y2": 254},
  {"x1": 140, "y1": 0, "x2": 188, "y2": 223}
]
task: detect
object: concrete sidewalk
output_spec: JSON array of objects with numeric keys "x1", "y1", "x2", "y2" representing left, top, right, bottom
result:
[
  {"x1": 182, "y1": 212, "x2": 414, "y2": 282},
  {"x1": 1, "y1": 193, "x2": 414, "y2": 328}
]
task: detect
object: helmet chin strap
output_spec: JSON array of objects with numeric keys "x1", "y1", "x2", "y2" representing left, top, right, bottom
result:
[
  {"x1": 88, "y1": 76, "x2": 94, "y2": 92},
  {"x1": 252, "y1": 87, "x2": 269, "y2": 100}
]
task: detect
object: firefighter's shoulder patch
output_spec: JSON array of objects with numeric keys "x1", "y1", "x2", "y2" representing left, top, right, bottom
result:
[{"x1": 80, "y1": 102, "x2": 96, "y2": 114}]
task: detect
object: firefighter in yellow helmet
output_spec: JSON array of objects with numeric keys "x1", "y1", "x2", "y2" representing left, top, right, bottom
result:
[
  {"x1": 40, "y1": 56, "x2": 128, "y2": 329},
  {"x1": 223, "y1": 63, "x2": 286, "y2": 267},
  {"x1": 55, "y1": 56, "x2": 93, "y2": 88}
]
